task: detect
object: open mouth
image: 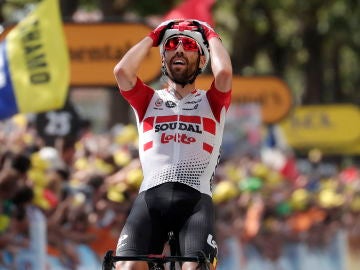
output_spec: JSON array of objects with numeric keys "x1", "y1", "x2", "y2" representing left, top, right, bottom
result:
[{"x1": 171, "y1": 57, "x2": 187, "y2": 67}]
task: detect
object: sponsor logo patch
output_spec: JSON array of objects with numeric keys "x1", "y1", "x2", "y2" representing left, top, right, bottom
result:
[{"x1": 165, "y1": 101, "x2": 177, "y2": 108}]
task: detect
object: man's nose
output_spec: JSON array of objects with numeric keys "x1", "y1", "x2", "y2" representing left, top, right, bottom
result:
[{"x1": 175, "y1": 42, "x2": 185, "y2": 53}]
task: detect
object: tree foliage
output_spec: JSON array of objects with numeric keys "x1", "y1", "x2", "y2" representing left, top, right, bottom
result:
[{"x1": 214, "y1": 0, "x2": 360, "y2": 105}]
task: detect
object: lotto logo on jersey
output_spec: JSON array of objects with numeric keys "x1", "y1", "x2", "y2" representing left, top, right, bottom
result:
[{"x1": 161, "y1": 133, "x2": 196, "y2": 144}]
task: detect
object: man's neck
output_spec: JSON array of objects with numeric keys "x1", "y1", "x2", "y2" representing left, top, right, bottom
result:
[{"x1": 168, "y1": 82, "x2": 195, "y2": 99}]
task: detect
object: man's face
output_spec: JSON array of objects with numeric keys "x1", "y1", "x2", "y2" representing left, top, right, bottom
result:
[{"x1": 163, "y1": 36, "x2": 202, "y2": 84}]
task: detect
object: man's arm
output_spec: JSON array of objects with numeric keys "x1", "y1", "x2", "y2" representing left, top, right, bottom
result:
[
  {"x1": 198, "y1": 21, "x2": 233, "y2": 93},
  {"x1": 113, "y1": 20, "x2": 173, "y2": 91},
  {"x1": 208, "y1": 37, "x2": 233, "y2": 93},
  {"x1": 113, "y1": 37, "x2": 153, "y2": 91}
]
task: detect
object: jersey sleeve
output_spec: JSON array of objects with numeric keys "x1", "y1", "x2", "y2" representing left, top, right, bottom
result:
[
  {"x1": 206, "y1": 80, "x2": 232, "y2": 122},
  {"x1": 119, "y1": 77, "x2": 155, "y2": 122}
]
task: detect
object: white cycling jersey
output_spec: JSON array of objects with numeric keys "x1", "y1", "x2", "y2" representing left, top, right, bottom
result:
[{"x1": 120, "y1": 78, "x2": 231, "y2": 196}]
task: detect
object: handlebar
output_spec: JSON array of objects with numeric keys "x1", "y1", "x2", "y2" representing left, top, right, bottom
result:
[{"x1": 102, "y1": 250, "x2": 209, "y2": 270}]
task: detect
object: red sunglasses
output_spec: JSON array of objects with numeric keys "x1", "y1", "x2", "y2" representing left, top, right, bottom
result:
[{"x1": 164, "y1": 36, "x2": 199, "y2": 52}]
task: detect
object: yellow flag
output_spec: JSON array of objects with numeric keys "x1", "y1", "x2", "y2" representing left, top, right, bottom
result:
[{"x1": 1, "y1": 0, "x2": 69, "y2": 118}]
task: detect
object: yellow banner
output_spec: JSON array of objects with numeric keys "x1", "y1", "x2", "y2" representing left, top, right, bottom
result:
[
  {"x1": 279, "y1": 105, "x2": 360, "y2": 148},
  {"x1": 7, "y1": 0, "x2": 69, "y2": 113},
  {"x1": 64, "y1": 23, "x2": 161, "y2": 86},
  {"x1": 196, "y1": 75, "x2": 292, "y2": 124}
]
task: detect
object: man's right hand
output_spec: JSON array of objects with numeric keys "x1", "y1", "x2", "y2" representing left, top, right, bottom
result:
[{"x1": 148, "y1": 20, "x2": 175, "y2": 47}]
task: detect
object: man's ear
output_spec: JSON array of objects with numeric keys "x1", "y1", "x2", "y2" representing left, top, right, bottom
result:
[{"x1": 199, "y1": 55, "x2": 206, "y2": 69}]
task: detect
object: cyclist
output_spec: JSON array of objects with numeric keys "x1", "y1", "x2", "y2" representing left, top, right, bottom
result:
[{"x1": 113, "y1": 19, "x2": 232, "y2": 270}]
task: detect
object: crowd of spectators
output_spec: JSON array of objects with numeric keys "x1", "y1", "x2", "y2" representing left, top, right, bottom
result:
[{"x1": 1, "y1": 114, "x2": 360, "y2": 269}]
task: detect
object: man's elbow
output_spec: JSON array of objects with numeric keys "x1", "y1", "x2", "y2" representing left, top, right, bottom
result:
[
  {"x1": 114, "y1": 62, "x2": 130, "y2": 83},
  {"x1": 113, "y1": 62, "x2": 124, "y2": 79},
  {"x1": 113, "y1": 62, "x2": 136, "y2": 90},
  {"x1": 215, "y1": 68, "x2": 232, "y2": 91},
  {"x1": 219, "y1": 66, "x2": 232, "y2": 80}
]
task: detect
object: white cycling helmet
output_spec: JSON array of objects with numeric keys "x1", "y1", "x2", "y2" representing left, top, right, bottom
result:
[{"x1": 159, "y1": 19, "x2": 210, "y2": 74}]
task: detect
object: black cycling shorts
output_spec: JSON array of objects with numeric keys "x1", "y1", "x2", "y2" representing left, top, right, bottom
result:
[{"x1": 116, "y1": 182, "x2": 218, "y2": 263}]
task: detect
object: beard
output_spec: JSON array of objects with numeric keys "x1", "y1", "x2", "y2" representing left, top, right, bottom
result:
[
  {"x1": 169, "y1": 66, "x2": 193, "y2": 84},
  {"x1": 167, "y1": 54, "x2": 200, "y2": 85}
]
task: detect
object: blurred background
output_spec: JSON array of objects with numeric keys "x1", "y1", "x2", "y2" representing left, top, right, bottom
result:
[{"x1": 1, "y1": 0, "x2": 360, "y2": 269}]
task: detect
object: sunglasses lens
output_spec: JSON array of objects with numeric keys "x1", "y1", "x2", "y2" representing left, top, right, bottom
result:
[
  {"x1": 164, "y1": 37, "x2": 199, "y2": 51},
  {"x1": 182, "y1": 38, "x2": 198, "y2": 50},
  {"x1": 165, "y1": 38, "x2": 179, "y2": 50}
]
